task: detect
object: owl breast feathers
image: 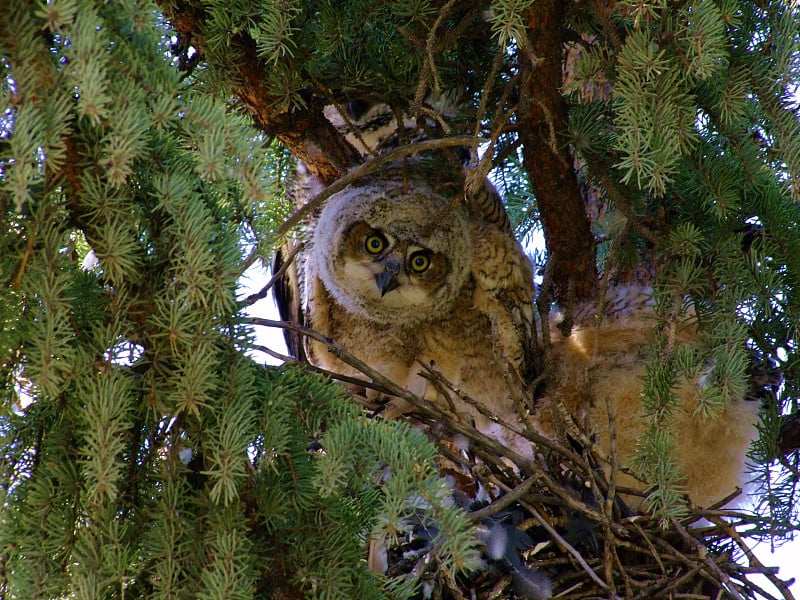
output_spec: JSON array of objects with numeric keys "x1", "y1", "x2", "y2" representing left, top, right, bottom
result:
[{"x1": 300, "y1": 167, "x2": 536, "y2": 455}]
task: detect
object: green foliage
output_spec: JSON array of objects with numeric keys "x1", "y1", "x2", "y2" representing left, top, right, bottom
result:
[
  {"x1": 253, "y1": 366, "x2": 480, "y2": 598},
  {"x1": 487, "y1": 0, "x2": 535, "y2": 49},
  {"x1": 2, "y1": 0, "x2": 800, "y2": 594},
  {"x1": 191, "y1": 0, "x2": 499, "y2": 114},
  {"x1": 563, "y1": 0, "x2": 800, "y2": 526},
  {"x1": 0, "y1": 1, "x2": 477, "y2": 598}
]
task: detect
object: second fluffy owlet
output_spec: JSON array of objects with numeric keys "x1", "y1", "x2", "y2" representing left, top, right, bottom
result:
[{"x1": 296, "y1": 161, "x2": 537, "y2": 456}]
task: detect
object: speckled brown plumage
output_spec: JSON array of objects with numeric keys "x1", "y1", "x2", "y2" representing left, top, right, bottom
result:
[{"x1": 300, "y1": 163, "x2": 537, "y2": 456}]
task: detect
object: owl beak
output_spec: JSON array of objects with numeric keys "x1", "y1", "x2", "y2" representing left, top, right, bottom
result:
[{"x1": 374, "y1": 256, "x2": 401, "y2": 297}]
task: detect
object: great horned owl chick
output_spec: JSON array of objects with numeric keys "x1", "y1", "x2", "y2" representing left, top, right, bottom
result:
[
  {"x1": 541, "y1": 286, "x2": 760, "y2": 509},
  {"x1": 297, "y1": 162, "x2": 537, "y2": 456}
]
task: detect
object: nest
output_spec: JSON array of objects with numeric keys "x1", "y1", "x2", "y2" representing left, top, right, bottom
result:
[
  {"x1": 387, "y1": 421, "x2": 794, "y2": 600},
  {"x1": 254, "y1": 318, "x2": 796, "y2": 600}
]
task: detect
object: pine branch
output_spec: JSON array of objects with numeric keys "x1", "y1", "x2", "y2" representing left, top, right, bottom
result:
[{"x1": 157, "y1": 0, "x2": 360, "y2": 184}]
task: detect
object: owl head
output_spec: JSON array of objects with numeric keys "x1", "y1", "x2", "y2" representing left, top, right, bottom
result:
[{"x1": 312, "y1": 180, "x2": 473, "y2": 325}]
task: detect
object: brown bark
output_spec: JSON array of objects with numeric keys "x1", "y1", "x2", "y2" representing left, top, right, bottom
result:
[
  {"x1": 521, "y1": 0, "x2": 598, "y2": 307},
  {"x1": 231, "y1": 47, "x2": 358, "y2": 184}
]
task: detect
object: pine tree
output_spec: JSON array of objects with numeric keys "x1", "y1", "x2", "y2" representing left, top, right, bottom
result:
[
  {"x1": 0, "y1": 3, "x2": 478, "y2": 598},
  {"x1": 2, "y1": 0, "x2": 799, "y2": 598}
]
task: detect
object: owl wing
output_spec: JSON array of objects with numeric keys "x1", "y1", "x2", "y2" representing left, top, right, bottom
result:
[
  {"x1": 470, "y1": 221, "x2": 538, "y2": 388},
  {"x1": 465, "y1": 179, "x2": 538, "y2": 385},
  {"x1": 272, "y1": 165, "x2": 327, "y2": 362},
  {"x1": 465, "y1": 175, "x2": 513, "y2": 234},
  {"x1": 272, "y1": 242, "x2": 307, "y2": 362}
]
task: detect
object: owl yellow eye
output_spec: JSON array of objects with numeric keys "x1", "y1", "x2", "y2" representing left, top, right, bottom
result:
[
  {"x1": 364, "y1": 233, "x2": 386, "y2": 255},
  {"x1": 409, "y1": 251, "x2": 431, "y2": 273}
]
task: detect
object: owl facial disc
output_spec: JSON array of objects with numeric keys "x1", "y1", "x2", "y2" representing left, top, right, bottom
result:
[{"x1": 312, "y1": 184, "x2": 473, "y2": 325}]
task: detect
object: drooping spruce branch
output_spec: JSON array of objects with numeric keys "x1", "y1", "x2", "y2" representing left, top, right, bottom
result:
[
  {"x1": 160, "y1": 0, "x2": 360, "y2": 183},
  {"x1": 1, "y1": 3, "x2": 487, "y2": 599}
]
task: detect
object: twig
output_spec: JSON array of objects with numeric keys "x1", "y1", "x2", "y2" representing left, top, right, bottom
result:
[
  {"x1": 415, "y1": 0, "x2": 458, "y2": 107},
  {"x1": 473, "y1": 50, "x2": 506, "y2": 141},
  {"x1": 645, "y1": 530, "x2": 732, "y2": 593},
  {"x1": 250, "y1": 342, "x2": 398, "y2": 403},
  {"x1": 252, "y1": 343, "x2": 294, "y2": 364},
  {"x1": 604, "y1": 395, "x2": 618, "y2": 521},
  {"x1": 630, "y1": 520, "x2": 667, "y2": 576},
  {"x1": 648, "y1": 562, "x2": 706, "y2": 599},
  {"x1": 669, "y1": 518, "x2": 746, "y2": 600},
  {"x1": 470, "y1": 476, "x2": 539, "y2": 521},
  {"x1": 528, "y1": 505, "x2": 619, "y2": 597},
  {"x1": 727, "y1": 571, "x2": 787, "y2": 600},
  {"x1": 415, "y1": 359, "x2": 585, "y2": 463},
  {"x1": 247, "y1": 317, "x2": 533, "y2": 467},
  {"x1": 12, "y1": 230, "x2": 35, "y2": 290},
  {"x1": 779, "y1": 453, "x2": 800, "y2": 478},
  {"x1": 241, "y1": 241, "x2": 305, "y2": 307},
  {"x1": 705, "y1": 513, "x2": 797, "y2": 600}
]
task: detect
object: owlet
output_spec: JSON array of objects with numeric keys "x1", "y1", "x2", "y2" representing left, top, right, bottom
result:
[{"x1": 281, "y1": 160, "x2": 538, "y2": 457}]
